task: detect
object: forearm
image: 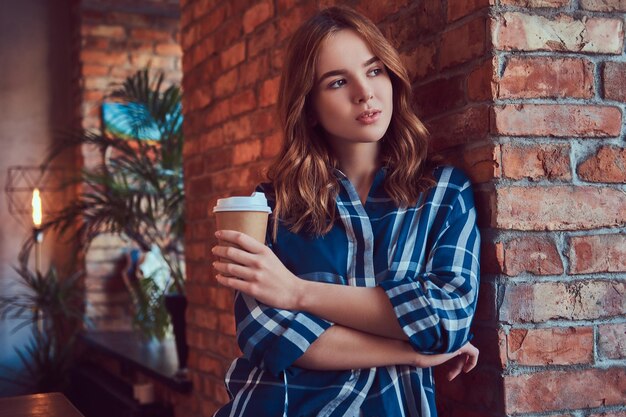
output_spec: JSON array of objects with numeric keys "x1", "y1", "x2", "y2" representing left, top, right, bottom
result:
[
  {"x1": 293, "y1": 324, "x2": 415, "y2": 371},
  {"x1": 296, "y1": 281, "x2": 407, "y2": 340},
  {"x1": 294, "y1": 324, "x2": 468, "y2": 371}
]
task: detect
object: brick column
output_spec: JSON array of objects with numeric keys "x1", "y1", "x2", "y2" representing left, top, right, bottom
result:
[
  {"x1": 489, "y1": 2, "x2": 626, "y2": 416},
  {"x1": 180, "y1": 1, "x2": 626, "y2": 416}
]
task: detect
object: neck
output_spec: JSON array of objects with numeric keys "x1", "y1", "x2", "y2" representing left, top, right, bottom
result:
[{"x1": 331, "y1": 142, "x2": 381, "y2": 188}]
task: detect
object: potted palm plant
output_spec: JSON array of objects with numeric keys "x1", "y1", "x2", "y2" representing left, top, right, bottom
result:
[
  {"x1": 0, "y1": 241, "x2": 87, "y2": 393},
  {"x1": 42, "y1": 68, "x2": 187, "y2": 368}
]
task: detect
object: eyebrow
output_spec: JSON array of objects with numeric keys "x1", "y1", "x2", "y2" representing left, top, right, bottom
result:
[{"x1": 317, "y1": 56, "x2": 380, "y2": 85}]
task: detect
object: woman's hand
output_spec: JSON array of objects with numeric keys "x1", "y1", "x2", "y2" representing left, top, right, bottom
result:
[
  {"x1": 212, "y1": 230, "x2": 303, "y2": 310},
  {"x1": 413, "y1": 341, "x2": 479, "y2": 380},
  {"x1": 444, "y1": 341, "x2": 479, "y2": 381}
]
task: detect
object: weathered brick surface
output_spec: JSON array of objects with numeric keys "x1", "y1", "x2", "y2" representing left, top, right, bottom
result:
[
  {"x1": 428, "y1": 105, "x2": 490, "y2": 150},
  {"x1": 262, "y1": 130, "x2": 282, "y2": 158},
  {"x1": 81, "y1": 24, "x2": 126, "y2": 38},
  {"x1": 496, "y1": 186, "x2": 626, "y2": 230},
  {"x1": 569, "y1": 234, "x2": 626, "y2": 274},
  {"x1": 440, "y1": 16, "x2": 487, "y2": 69},
  {"x1": 578, "y1": 146, "x2": 626, "y2": 183},
  {"x1": 447, "y1": 0, "x2": 491, "y2": 22},
  {"x1": 506, "y1": 327, "x2": 593, "y2": 365},
  {"x1": 248, "y1": 23, "x2": 277, "y2": 57},
  {"x1": 504, "y1": 368, "x2": 625, "y2": 414},
  {"x1": 502, "y1": 236, "x2": 564, "y2": 276},
  {"x1": 240, "y1": 53, "x2": 272, "y2": 86},
  {"x1": 588, "y1": 412, "x2": 626, "y2": 417},
  {"x1": 243, "y1": 0, "x2": 274, "y2": 34},
  {"x1": 220, "y1": 41, "x2": 246, "y2": 69},
  {"x1": 603, "y1": 61, "x2": 626, "y2": 102},
  {"x1": 499, "y1": 280, "x2": 625, "y2": 323},
  {"x1": 277, "y1": 3, "x2": 317, "y2": 41},
  {"x1": 400, "y1": 43, "x2": 437, "y2": 81},
  {"x1": 80, "y1": 50, "x2": 128, "y2": 66},
  {"x1": 598, "y1": 323, "x2": 626, "y2": 359},
  {"x1": 492, "y1": 104, "x2": 622, "y2": 137},
  {"x1": 499, "y1": 57, "x2": 594, "y2": 99},
  {"x1": 414, "y1": 75, "x2": 466, "y2": 119},
  {"x1": 259, "y1": 76, "x2": 280, "y2": 107},
  {"x1": 493, "y1": 13, "x2": 624, "y2": 54},
  {"x1": 580, "y1": 0, "x2": 626, "y2": 10},
  {"x1": 229, "y1": 89, "x2": 257, "y2": 116},
  {"x1": 384, "y1": 0, "x2": 444, "y2": 48},
  {"x1": 197, "y1": 354, "x2": 225, "y2": 377},
  {"x1": 501, "y1": 144, "x2": 571, "y2": 181},
  {"x1": 232, "y1": 139, "x2": 262, "y2": 165},
  {"x1": 459, "y1": 143, "x2": 501, "y2": 183},
  {"x1": 156, "y1": 42, "x2": 182, "y2": 56},
  {"x1": 481, "y1": 241, "x2": 504, "y2": 274},
  {"x1": 352, "y1": 0, "x2": 410, "y2": 23},
  {"x1": 467, "y1": 58, "x2": 496, "y2": 101},
  {"x1": 501, "y1": 0, "x2": 569, "y2": 5}
]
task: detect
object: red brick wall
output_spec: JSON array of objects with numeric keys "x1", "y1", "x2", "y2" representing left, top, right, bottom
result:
[
  {"x1": 180, "y1": 1, "x2": 625, "y2": 416},
  {"x1": 76, "y1": 0, "x2": 182, "y2": 331}
]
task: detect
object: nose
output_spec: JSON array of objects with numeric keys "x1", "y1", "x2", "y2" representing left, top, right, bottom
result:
[{"x1": 352, "y1": 78, "x2": 373, "y2": 104}]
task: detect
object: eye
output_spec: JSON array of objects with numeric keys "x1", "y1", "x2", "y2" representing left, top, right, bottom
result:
[
  {"x1": 368, "y1": 68, "x2": 383, "y2": 77},
  {"x1": 328, "y1": 79, "x2": 347, "y2": 89}
]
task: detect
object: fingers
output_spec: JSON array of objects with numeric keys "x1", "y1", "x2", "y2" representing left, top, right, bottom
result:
[
  {"x1": 463, "y1": 348, "x2": 479, "y2": 373},
  {"x1": 447, "y1": 343, "x2": 479, "y2": 381},
  {"x1": 215, "y1": 274, "x2": 252, "y2": 293},
  {"x1": 212, "y1": 244, "x2": 256, "y2": 266},
  {"x1": 213, "y1": 261, "x2": 255, "y2": 281},
  {"x1": 446, "y1": 356, "x2": 464, "y2": 381},
  {"x1": 215, "y1": 230, "x2": 266, "y2": 254}
]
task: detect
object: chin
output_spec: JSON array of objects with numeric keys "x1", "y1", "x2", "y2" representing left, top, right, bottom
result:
[
  {"x1": 360, "y1": 128, "x2": 389, "y2": 143},
  {"x1": 353, "y1": 135, "x2": 385, "y2": 144}
]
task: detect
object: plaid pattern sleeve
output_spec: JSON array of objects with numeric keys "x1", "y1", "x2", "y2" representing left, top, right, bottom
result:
[
  {"x1": 234, "y1": 292, "x2": 333, "y2": 376},
  {"x1": 378, "y1": 168, "x2": 480, "y2": 353}
]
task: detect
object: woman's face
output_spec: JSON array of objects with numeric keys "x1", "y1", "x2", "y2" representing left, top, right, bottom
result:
[{"x1": 310, "y1": 29, "x2": 393, "y2": 149}]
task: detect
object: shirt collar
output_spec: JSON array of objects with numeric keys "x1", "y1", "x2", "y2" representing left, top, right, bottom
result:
[{"x1": 331, "y1": 165, "x2": 388, "y2": 180}]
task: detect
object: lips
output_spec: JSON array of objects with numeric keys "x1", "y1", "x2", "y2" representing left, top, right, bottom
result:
[{"x1": 356, "y1": 109, "x2": 381, "y2": 124}]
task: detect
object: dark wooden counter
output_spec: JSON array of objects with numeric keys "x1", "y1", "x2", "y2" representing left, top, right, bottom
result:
[{"x1": 0, "y1": 392, "x2": 84, "y2": 417}]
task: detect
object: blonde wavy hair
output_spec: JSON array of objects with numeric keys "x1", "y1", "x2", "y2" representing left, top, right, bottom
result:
[{"x1": 267, "y1": 5, "x2": 436, "y2": 241}]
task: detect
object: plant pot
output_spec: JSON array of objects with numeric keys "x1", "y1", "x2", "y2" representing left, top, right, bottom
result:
[{"x1": 164, "y1": 294, "x2": 188, "y2": 371}]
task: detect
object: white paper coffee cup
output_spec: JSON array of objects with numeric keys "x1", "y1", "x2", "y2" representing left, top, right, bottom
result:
[{"x1": 213, "y1": 192, "x2": 271, "y2": 244}]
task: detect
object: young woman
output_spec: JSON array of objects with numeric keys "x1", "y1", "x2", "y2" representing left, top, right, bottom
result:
[{"x1": 211, "y1": 6, "x2": 480, "y2": 417}]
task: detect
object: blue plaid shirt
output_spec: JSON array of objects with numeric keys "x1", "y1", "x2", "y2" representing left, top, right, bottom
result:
[{"x1": 214, "y1": 166, "x2": 480, "y2": 417}]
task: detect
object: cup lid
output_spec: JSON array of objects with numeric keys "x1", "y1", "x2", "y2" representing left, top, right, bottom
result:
[{"x1": 213, "y1": 192, "x2": 272, "y2": 213}]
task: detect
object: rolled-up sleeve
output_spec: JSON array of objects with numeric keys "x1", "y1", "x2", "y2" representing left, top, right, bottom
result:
[
  {"x1": 234, "y1": 292, "x2": 332, "y2": 376},
  {"x1": 379, "y1": 174, "x2": 480, "y2": 354}
]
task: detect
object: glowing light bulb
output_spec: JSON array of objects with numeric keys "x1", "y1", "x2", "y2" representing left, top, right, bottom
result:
[{"x1": 32, "y1": 188, "x2": 42, "y2": 227}]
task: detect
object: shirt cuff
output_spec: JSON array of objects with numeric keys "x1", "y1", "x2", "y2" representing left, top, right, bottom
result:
[
  {"x1": 378, "y1": 278, "x2": 440, "y2": 353},
  {"x1": 264, "y1": 313, "x2": 333, "y2": 377}
]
